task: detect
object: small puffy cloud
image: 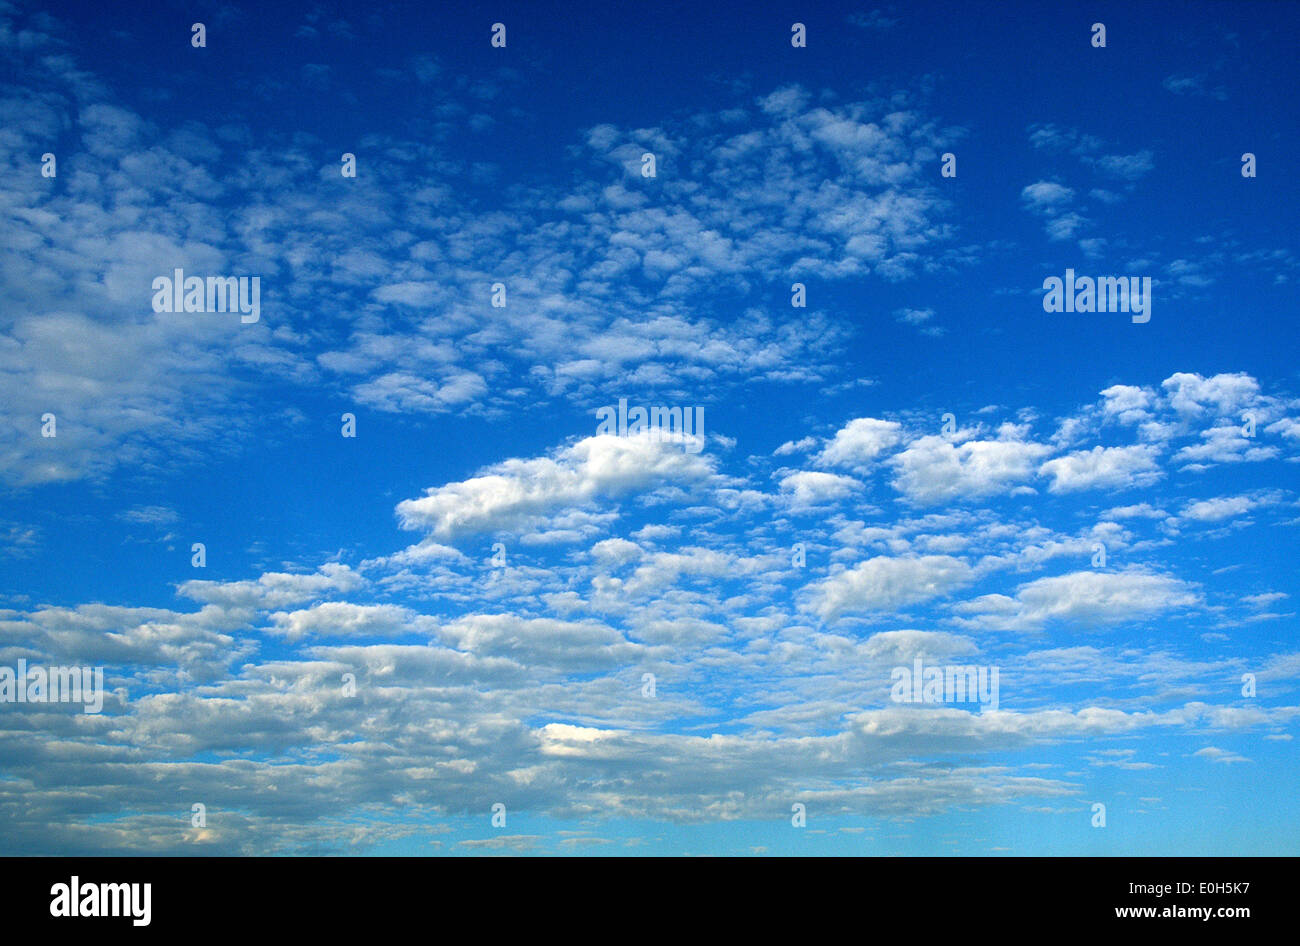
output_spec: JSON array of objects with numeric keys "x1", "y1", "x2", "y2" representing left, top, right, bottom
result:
[
  {"x1": 1039, "y1": 445, "x2": 1162, "y2": 493},
  {"x1": 178, "y1": 563, "x2": 364, "y2": 609},
  {"x1": 365, "y1": 541, "x2": 469, "y2": 570},
  {"x1": 1264, "y1": 417, "x2": 1300, "y2": 441},
  {"x1": 437, "y1": 614, "x2": 642, "y2": 670},
  {"x1": 590, "y1": 537, "x2": 643, "y2": 565},
  {"x1": 396, "y1": 433, "x2": 717, "y2": 541},
  {"x1": 1192, "y1": 746, "x2": 1249, "y2": 764},
  {"x1": 1092, "y1": 150, "x2": 1154, "y2": 181},
  {"x1": 1021, "y1": 181, "x2": 1073, "y2": 212},
  {"x1": 1045, "y1": 212, "x2": 1087, "y2": 241},
  {"x1": 779, "y1": 471, "x2": 862, "y2": 508},
  {"x1": 268, "y1": 603, "x2": 428, "y2": 641},
  {"x1": 1242, "y1": 592, "x2": 1287, "y2": 609},
  {"x1": 894, "y1": 308, "x2": 941, "y2": 335},
  {"x1": 1102, "y1": 503, "x2": 1166, "y2": 520},
  {"x1": 1180, "y1": 495, "x2": 1256, "y2": 522},
  {"x1": 1028, "y1": 124, "x2": 1074, "y2": 151},
  {"x1": 955, "y1": 570, "x2": 1200, "y2": 631},
  {"x1": 816, "y1": 418, "x2": 903, "y2": 471},
  {"x1": 1166, "y1": 258, "x2": 1214, "y2": 288},
  {"x1": 458, "y1": 836, "x2": 544, "y2": 852},
  {"x1": 858, "y1": 629, "x2": 979, "y2": 663},
  {"x1": 896, "y1": 308, "x2": 932, "y2": 324},
  {"x1": 1, "y1": 602, "x2": 251, "y2": 679},
  {"x1": 807, "y1": 555, "x2": 974, "y2": 622},
  {"x1": 891, "y1": 435, "x2": 1052, "y2": 505},
  {"x1": 1078, "y1": 237, "x2": 1107, "y2": 258},
  {"x1": 117, "y1": 505, "x2": 179, "y2": 525},
  {"x1": 350, "y1": 369, "x2": 489, "y2": 414},
  {"x1": 758, "y1": 85, "x2": 810, "y2": 117},
  {"x1": 1099, "y1": 384, "x2": 1155, "y2": 424},
  {"x1": 774, "y1": 436, "x2": 817, "y2": 456},
  {"x1": 1173, "y1": 426, "x2": 1278, "y2": 468},
  {"x1": 1162, "y1": 372, "x2": 1260, "y2": 416}
]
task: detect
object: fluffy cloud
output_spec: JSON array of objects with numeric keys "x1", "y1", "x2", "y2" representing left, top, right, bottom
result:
[
  {"x1": 807, "y1": 555, "x2": 974, "y2": 622},
  {"x1": 1039, "y1": 445, "x2": 1162, "y2": 493},
  {"x1": 955, "y1": 570, "x2": 1200, "y2": 630},
  {"x1": 395, "y1": 433, "x2": 717, "y2": 541},
  {"x1": 1162, "y1": 372, "x2": 1261, "y2": 416},
  {"x1": 179, "y1": 564, "x2": 364, "y2": 609},
  {"x1": 780, "y1": 470, "x2": 863, "y2": 507},
  {"x1": 816, "y1": 417, "x2": 903, "y2": 471},
  {"x1": 1180, "y1": 495, "x2": 1256, "y2": 522},
  {"x1": 891, "y1": 435, "x2": 1052, "y2": 504},
  {"x1": 269, "y1": 603, "x2": 431, "y2": 641},
  {"x1": 1021, "y1": 181, "x2": 1074, "y2": 211}
]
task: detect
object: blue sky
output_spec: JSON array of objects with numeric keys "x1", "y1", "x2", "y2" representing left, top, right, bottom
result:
[{"x1": 1, "y1": 0, "x2": 1298, "y2": 855}]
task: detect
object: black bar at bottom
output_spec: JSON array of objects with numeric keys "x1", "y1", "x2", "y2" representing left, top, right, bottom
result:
[{"x1": 0, "y1": 856, "x2": 1284, "y2": 933}]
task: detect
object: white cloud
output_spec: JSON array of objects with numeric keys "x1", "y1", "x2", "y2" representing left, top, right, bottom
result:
[
  {"x1": 179, "y1": 563, "x2": 364, "y2": 609},
  {"x1": 269, "y1": 603, "x2": 428, "y2": 641},
  {"x1": 1181, "y1": 495, "x2": 1256, "y2": 522},
  {"x1": 437, "y1": 614, "x2": 643, "y2": 669},
  {"x1": 1103, "y1": 502, "x2": 1167, "y2": 520},
  {"x1": 779, "y1": 470, "x2": 863, "y2": 508},
  {"x1": 1021, "y1": 181, "x2": 1074, "y2": 211},
  {"x1": 1192, "y1": 746, "x2": 1249, "y2": 764},
  {"x1": 891, "y1": 435, "x2": 1052, "y2": 504},
  {"x1": 1039, "y1": 445, "x2": 1162, "y2": 493},
  {"x1": 1092, "y1": 150, "x2": 1155, "y2": 181},
  {"x1": 1162, "y1": 372, "x2": 1260, "y2": 416},
  {"x1": 395, "y1": 433, "x2": 717, "y2": 541},
  {"x1": 1099, "y1": 384, "x2": 1155, "y2": 423},
  {"x1": 807, "y1": 555, "x2": 974, "y2": 622},
  {"x1": 1173, "y1": 426, "x2": 1278, "y2": 468},
  {"x1": 955, "y1": 570, "x2": 1200, "y2": 630},
  {"x1": 774, "y1": 436, "x2": 816, "y2": 456},
  {"x1": 118, "y1": 505, "x2": 179, "y2": 525},
  {"x1": 816, "y1": 418, "x2": 903, "y2": 471}
]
